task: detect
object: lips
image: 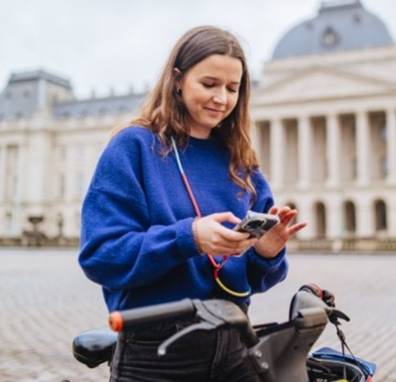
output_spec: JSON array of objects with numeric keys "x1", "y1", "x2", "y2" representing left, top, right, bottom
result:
[{"x1": 204, "y1": 107, "x2": 225, "y2": 115}]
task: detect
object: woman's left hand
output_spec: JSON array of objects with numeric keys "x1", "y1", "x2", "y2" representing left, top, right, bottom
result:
[{"x1": 254, "y1": 206, "x2": 307, "y2": 259}]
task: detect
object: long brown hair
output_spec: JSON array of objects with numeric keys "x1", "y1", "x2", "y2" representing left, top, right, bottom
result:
[{"x1": 115, "y1": 25, "x2": 259, "y2": 197}]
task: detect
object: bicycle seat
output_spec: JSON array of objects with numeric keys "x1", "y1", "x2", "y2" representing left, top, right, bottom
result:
[{"x1": 73, "y1": 327, "x2": 117, "y2": 368}]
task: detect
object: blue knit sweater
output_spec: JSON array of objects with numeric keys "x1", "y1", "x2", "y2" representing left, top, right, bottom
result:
[{"x1": 79, "y1": 127, "x2": 288, "y2": 312}]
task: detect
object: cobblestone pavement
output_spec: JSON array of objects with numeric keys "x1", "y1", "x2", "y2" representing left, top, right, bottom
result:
[{"x1": 0, "y1": 248, "x2": 395, "y2": 382}]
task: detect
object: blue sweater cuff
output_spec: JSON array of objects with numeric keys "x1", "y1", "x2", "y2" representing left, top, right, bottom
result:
[
  {"x1": 248, "y1": 246, "x2": 286, "y2": 271},
  {"x1": 176, "y1": 217, "x2": 201, "y2": 258}
]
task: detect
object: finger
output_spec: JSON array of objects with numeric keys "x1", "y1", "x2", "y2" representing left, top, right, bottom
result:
[
  {"x1": 214, "y1": 238, "x2": 257, "y2": 255},
  {"x1": 288, "y1": 222, "x2": 308, "y2": 236},
  {"x1": 268, "y1": 206, "x2": 278, "y2": 215},
  {"x1": 217, "y1": 226, "x2": 251, "y2": 242},
  {"x1": 212, "y1": 212, "x2": 241, "y2": 225},
  {"x1": 277, "y1": 206, "x2": 293, "y2": 221},
  {"x1": 280, "y1": 210, "x2": 298, "y2": 226},
  {"x1": 230, "y1": 238, "x2": 257, "y2": 253}
]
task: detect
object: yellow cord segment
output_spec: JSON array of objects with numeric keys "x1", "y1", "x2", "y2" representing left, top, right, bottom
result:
[{"x1": 215, "y1": 277, "x2": 251, "y2": 298}]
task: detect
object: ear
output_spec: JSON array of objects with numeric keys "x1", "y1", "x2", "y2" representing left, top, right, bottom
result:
[{"x1": 173, "y1": 67, "x2": 182, "y2": 88}]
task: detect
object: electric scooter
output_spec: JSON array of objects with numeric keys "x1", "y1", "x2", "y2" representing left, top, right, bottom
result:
[{"x1": 72, "y1": 284, "x2": 376, "y2": 381}]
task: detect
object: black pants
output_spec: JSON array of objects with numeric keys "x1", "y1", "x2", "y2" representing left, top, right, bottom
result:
[{"x1": 109, "y1": 318, "x2": 259, "y2": 382}]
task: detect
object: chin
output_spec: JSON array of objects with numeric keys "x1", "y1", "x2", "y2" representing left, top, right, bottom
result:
[{"x1": 205, "y1": 119, "x2": 223, "y2": 129}]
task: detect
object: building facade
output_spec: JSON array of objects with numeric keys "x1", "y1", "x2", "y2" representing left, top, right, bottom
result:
[
  {"x1": 1, "y1": 0, "x2": 395, "y2": 250},
  {"x1": 0, "y1": 70, "x2": 144, "y2": 243},
  {"x1": 251, "y1": 0, "x2": 396, "y2": 250}
]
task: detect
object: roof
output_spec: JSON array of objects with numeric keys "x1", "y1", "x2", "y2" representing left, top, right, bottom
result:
[
  {"x1": 8, "y1": 69, "x2": 72, "y2": 90},
  {"x1": 272, "y1": 0, "x2": 394, "y2": 60},
  {"x1": 52, "y1": 94, "x2": 145, "y2": 119},
  {"x1": 0, "y1": 68, "x2": 145, "y2": 121}
]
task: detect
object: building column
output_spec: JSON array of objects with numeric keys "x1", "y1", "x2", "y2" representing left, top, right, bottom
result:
[
  {"x1": 356, "y1": 198, "x2": 373, "y2": 238},
  {"x1": 297, "y1": 115, "x2": 312, "y2": 190},
  {"x1": 326, "y1": 113, "x2": 340, "y2": 188},
  {"x1": 388, "y1": 198, "x2": 396, "y2": 237},
  {"x1": 251, "y1": 121, "x2": 261, "y2": 155},
  {"x1": 326, "y1": 196, "x2": 343, "y2": 240},
  {"x1": 297, "y1": 196, "x2": 315, "y2": 240},
  {"x1": 0, "y1": 145, "x2": 5, "y2": 202},
  {"x1": 356, "y1": 110, "x2": 371, "y2": 187},
  {"x1": 386, "y1": 108, "x2": 396, "y2": 186},
  {"x1": 270, "y1": 118, "x2": 285, "y2": 191}
]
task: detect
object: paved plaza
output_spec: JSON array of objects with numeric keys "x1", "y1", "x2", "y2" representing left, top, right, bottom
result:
[{"x1": 0, "y1": 248, "x2": 395, "y2": 382}]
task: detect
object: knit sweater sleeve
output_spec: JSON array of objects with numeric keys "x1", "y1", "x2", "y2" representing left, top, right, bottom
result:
[
  {"x1": 245, "y1": 169, "x2": 289, "y2": 294},
  {"x1": 79, "y1": 129, "x2": 200, "y2": 290}
]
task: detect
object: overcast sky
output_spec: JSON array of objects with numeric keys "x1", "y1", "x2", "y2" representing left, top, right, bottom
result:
[{"x1": 1, "y1": 0, "x2": 395, "y2": 99}]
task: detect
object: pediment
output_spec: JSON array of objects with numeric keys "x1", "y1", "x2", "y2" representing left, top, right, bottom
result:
[{"x1": 252, "y1": 65, "x2": 396, "y2": 106}]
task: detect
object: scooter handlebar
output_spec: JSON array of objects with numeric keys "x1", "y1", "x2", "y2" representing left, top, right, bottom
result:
[{"x1": 109, "y1": 298, "x2": 195, "y2": 332}]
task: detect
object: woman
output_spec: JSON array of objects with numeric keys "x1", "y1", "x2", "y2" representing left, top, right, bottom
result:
[{"x1": 79, "y1": 26, "x2": 307, "y2": 382}]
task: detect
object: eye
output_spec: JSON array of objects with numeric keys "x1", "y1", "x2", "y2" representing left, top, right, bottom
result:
[
  {"x1": 227, "y1": 87, "x2": 239, "y2": 94},
  {"x1": 202, "y1": 83, "x2": 215, "y2": 88}
]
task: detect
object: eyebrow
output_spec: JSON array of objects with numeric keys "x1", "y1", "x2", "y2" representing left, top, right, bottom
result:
[{"x1": 201, "y1": 76, "x2": 240, "y2": 85}]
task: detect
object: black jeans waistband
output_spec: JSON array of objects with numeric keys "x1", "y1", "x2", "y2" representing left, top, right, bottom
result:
[
  {"x1": 124, "y1": 302, "x2": 249, "y2": 341},
  {"x1": 125, "y1": 317, "x2": 199, "y2": 341}
]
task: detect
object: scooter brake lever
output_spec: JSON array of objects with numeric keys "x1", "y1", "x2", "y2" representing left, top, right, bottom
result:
[
  {"x1": 157, "y1": 300, "x2": 230, "y2": 357},
  {"x1": 326, "y1": 307, "x2": 350, "y2": 324},
  {"x1": 157, "y1": 321, "x2": 215, "y2": 356}
]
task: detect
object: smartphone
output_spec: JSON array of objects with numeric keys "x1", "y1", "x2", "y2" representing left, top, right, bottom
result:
[{"x1": 234, "y1": 211, "x2": 280, "y2": 238}]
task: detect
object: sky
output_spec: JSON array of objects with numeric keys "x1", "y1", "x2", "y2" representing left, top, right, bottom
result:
[{"x1": 1, "y1": 0, "x2": 395, "y2": 99}]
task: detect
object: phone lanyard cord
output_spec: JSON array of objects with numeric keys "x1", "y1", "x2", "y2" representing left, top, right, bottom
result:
[{"x1": 171, "y1": 137, "x2": 251, "y2": 298}]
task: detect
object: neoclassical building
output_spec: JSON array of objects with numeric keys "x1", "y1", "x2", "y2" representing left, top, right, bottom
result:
[
  {"x1": 0, "y1": 70, "x2": 144, "y2": 243},
  {"x1": 251, "y1": 0, "x2": 396, "y2": 250},
  {"x1": 0, "y1": 0, "x2": 395, "y2": 250}
]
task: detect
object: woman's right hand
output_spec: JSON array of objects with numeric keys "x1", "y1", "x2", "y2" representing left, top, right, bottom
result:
[{"x1": 194, "y1": 212, "x2": 257, "y2": 256}]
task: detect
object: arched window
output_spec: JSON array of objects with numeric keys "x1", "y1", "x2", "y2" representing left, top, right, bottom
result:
[
  {"x1": 314, "y1": 202, "x2": 326, "y2": 239},
  {"x1": 374, "y1": 199, "x2": 387, "y2": 232},
  {"x1": 344, "y1": 200, "x2": 356, "y2": 235},
  {"x1": 321, "y1": 27, "x2": 339, "y2": 47}
]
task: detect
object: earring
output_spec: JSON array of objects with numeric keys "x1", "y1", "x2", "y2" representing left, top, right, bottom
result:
[{"x1": 175, "y1": 88, "x2": 182, "y2": 96}]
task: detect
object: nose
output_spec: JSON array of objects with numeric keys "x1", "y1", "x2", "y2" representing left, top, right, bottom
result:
[{"x1": 212, "y1": 87, "x2": 227, "y2": 105}]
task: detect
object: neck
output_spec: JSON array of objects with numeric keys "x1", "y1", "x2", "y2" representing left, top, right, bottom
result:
[{"x1": 189, "y1": 127, "x2": 212, "y2": 140}]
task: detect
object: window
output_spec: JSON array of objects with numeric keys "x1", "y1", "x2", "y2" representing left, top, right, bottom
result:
[
  {"x1": 58, "y1": 145, "x2": 67, "y2": 163},
  {"x1": 321, "y1": 27, "x2": 338, "y2": 47},
  {"x1": 379, "y1": 123, "x2": 387, "y2": 140},
  {"x1": 381, "y1": 156, "x2": 388, "y2": 178},
  {"x1": 11, "y1": 175, "x2": 18, "y2": 197},
  {"x1": 76, "y1": 145, "x2": 86, "y2": 162},
  {"x1": 59, "y1": 173, "x2": 66, "y2": 199},
  {"x1": 374, "y1": 200, "x2": 387, "y2": 232},
  {"x1": 344, "y1": 201, "x2": 356, "y2": 235},
  {"x1": 76, "y1": 173, "x2": 85, "y2": 199},
  {"x1": 5, "y1": 212, "x2": 13, "y2": 233},
  {"x1": 5, "y1": 145, "x2": 19, "y2": 200},
  {"x1": 314, "y1": 202, "x2": 327, "y2": 239}
]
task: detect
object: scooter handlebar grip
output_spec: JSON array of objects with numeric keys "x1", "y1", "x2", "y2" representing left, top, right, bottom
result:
[
  {"x1": 109, "y1": 311, "x2": 124, "y2": 332},
  {"x1": 108, "y1": 298, "x2": 195, "y2": 332}
]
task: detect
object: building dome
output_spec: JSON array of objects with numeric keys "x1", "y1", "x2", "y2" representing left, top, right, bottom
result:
[{"x1": 272, "y1": 0, "x2": 394, "y2": 60}]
